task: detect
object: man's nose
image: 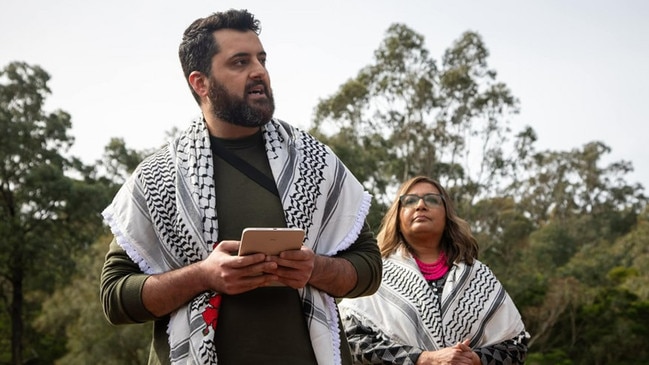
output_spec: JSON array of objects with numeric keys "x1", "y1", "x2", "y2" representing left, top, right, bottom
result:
[{"x1": 250, "y1": 60, "x2": 267, "y2": 80}]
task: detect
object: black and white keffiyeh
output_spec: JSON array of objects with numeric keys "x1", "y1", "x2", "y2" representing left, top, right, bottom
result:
[
  {"x1": 338, "y1": 247, "x2": 526, "y2": 351},
  {"x1": 102, "y1": 117, "x2": 371, "y2": 365}
]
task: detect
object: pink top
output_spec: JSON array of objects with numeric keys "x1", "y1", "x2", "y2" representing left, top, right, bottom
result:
[{"x1": 414, "y1": 251, "x2": 449, "y2": 280}]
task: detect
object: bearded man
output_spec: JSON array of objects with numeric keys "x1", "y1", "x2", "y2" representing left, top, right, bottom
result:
[{"x1": 100, "y1": 9, "x2": 381, "y2": 365}]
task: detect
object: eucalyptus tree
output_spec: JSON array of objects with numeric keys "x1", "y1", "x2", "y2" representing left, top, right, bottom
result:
[
  {"x1": 312, "y1": 25, "x2": 522, "y2": 211},
  {"x1": 508, "y1": 141, "x2": 645, "y2": 228},
  {"x1": 0, "y1": 61, "x2": 112, "y2": 364}
]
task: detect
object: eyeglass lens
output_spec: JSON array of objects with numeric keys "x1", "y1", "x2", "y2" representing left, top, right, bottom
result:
[{"x1": 400, "y1": 194, "x2": 443, "y2": 208}]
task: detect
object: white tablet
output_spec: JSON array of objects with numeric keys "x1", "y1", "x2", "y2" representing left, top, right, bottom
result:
[{"x1": 238, "y1": 227, "x2": 305, "y2": 256}]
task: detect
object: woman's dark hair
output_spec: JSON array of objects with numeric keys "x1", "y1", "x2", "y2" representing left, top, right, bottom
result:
[{"x1": 178, "y1": 9, "x2": 261, "y2": 104}]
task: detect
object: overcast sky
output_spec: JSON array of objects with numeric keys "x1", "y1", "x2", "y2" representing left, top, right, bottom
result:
[{"x1": 2, "y1": 0, "x2": 648, "y2": 189}]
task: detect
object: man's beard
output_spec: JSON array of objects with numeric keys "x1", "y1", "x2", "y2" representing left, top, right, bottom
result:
[{"x1": 207, "y1": 77, "x2": 275, "y2": 127}]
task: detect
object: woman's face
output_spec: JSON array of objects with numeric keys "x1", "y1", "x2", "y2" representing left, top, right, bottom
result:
[{"x1": 398, "y1": 182, "x2": 447, "y2": 244}]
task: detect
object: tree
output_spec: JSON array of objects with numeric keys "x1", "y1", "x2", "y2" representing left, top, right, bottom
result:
[
  {"x1": 34, "y1": 235, "x2": 151, "y2": 365},
  {"x1": 0, "y1": 61, "x2": 112, "y2": 364},
  {"x1": 312, "y1": 25, "x2": 522, "y2": 214},
  {"x1": 510, "y1": 143, "x2": 648, "y2": 363},
  {"x1": 507, "y1": 141, "x2": 645, "y2": 229},
  {"x1": 98, "y1": 137, "x2": 153, "y2": 184},
  {"x1": 613, "y1": 207, "x2": 649, "y2": 300}
]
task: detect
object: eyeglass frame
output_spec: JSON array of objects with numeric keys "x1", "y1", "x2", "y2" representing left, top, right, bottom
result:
[{"x1": 398, "y1": 193, "x2": 445, "y2": 209}]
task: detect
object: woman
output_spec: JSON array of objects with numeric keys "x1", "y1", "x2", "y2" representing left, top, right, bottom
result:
[{"x1": 339, "y1": 176, "x2": 529, "y2": 364}]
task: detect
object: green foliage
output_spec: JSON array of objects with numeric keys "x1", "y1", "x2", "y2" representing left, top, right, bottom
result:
[
  {"x1": 0, "y1": 61, "x2": 116, "y2": 364},
  {"x1": 312, "y1": 25, "x2": 522, "y2": 218},
  {"x1": 509, "y1": 141, "x2": 645, "y2": 228},
  {"x1": 572, "y1": 287, "x2": 649, "y2": 364},
  {"x1": 468, "y1": 197, "x2": 533, "y2": 262},
  {"x1": 34, "y1": 236, "x2": 151, "y2": 365},
  {"x1": 98, "y1": 137, "x2": 155, "y2": 184},
  {"x1": 526, "y1": 349, "x2": 573, "y2": 365},
  {"x1": 611, "y1": 207, "x2": 649, "y2": 300}
]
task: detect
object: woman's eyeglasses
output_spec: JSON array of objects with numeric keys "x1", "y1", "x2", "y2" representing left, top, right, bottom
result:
[{"x1": 399, "y1": 193, "x2": 444, "y2": 208}]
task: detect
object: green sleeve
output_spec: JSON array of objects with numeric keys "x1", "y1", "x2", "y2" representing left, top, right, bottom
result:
[
  {"x1": 336, "y1": 221, "x2": 382, "y2": 298},
  {"x1": 100, "y1": 238, "x2": 158, "y2": 324}
]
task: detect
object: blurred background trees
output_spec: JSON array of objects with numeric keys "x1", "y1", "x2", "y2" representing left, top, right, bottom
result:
[
  {"x1": 0, "y1": 62, "x2": 148, "y2": 364},
  {"x1": 312, "y1": 24, "x2": 648, "y2": 365},
  {"x1": 1, "y1": 23, "x2": 647, "y2": 365}
]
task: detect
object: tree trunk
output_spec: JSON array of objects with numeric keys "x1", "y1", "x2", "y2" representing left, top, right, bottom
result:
[{"x1": 11, "y1": 264, "x2": 23, "y2": 365}]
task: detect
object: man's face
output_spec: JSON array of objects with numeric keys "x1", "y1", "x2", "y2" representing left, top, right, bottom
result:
[{"x1": 207, "y1": 29, "x2": 275, "y2": 127}]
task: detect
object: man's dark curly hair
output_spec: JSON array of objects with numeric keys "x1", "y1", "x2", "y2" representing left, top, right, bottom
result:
[{"x1": 178, "y1": 9, "x2": 261, "y2": 104}]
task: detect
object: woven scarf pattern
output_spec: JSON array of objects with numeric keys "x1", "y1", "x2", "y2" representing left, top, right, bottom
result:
[{"x1": 339, "y1": 248, "x2": 525, "y2": 351}]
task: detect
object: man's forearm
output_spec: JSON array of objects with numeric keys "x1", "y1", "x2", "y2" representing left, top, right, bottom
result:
[
  {"x1": 308, "y1": 255, "x2": 357, "y2": 297},
  {"x1": 142, "y1": 263, "x2": 208, "y2": 317}
]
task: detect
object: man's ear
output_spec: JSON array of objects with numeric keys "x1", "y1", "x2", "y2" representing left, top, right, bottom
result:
[{"x1": 188, "y1": 71, "x2": 209, "y2": 99}]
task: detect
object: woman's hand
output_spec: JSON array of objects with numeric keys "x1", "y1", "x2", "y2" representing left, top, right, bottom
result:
[
  {"x1": 455, "y1": 339, "x2": 481, "y2": 365},
  {"x1": 415, "y1": 339, "x2": 478, "y2": 365}
]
